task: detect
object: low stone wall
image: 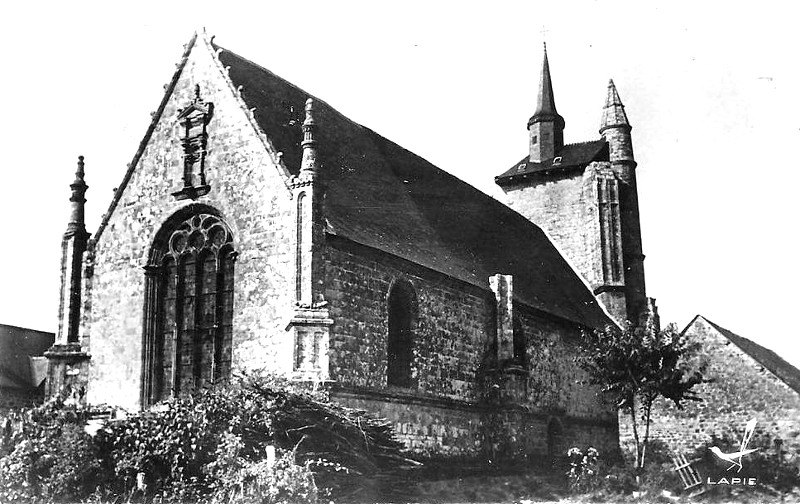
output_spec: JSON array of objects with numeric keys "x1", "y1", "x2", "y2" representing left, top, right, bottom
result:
[{"x1": 333, "y1": 386, "x2": 619, "y2": 465}]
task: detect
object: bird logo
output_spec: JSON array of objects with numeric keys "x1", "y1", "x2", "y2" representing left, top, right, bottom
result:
[{"x1": 709, "y1": 418, "x2": 758, "y2": 473}]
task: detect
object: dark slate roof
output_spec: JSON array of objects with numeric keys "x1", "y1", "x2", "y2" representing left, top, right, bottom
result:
[
  {"x1": 530, "y1": 44, "x2": 561, "y2": 123},
  {"x1": 691, "y1": 316, "x2": 800, "y2": 395},
  {"x1": 0, "y1": 324, "x2": 54, "y2": 389},
  {"x1": 495, "y1": 140, "x2": 608, "y2": 184},
  {"x1": 216, "y1": 45, "x2": 613, "y2": 329}
]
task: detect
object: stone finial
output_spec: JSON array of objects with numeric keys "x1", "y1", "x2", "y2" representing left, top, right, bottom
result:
[
  {"x1": 300, "y1": 98, "x2": 319, "y2": 174},
  {"x1": 68, "y1": 156, "x2": 88, "y2": 229},
  {"x1": 75, "y1": 155, "x2": 85, "y2": 178},
  {"x1": 600, "y1": 79, "x2": 630, "y2": 133},
  {"x1": 302, "y1": 98, "x2": 317, "y2": 143}
]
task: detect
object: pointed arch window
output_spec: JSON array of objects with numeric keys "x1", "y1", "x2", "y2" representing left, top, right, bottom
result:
[
  {"x1": 387, "y1": 279, "x2": 417, "y2": 388},
  {"x1": 597, "y1": 174, "x2": 624, "y2": 284},
  {"x1": 141, "y1": 212, "x2": 235, "y2": 406}
]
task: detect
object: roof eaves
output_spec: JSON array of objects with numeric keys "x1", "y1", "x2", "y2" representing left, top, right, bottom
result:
[
  {"x1": 495, "y1": 140, "x2": 607, "y2": 184},
  {"x1": 326, "y1": 232, "x2": 605, "y2": 329},
  {"x1": 495, "y1": 160, "x2": 585, "y2": 185}
]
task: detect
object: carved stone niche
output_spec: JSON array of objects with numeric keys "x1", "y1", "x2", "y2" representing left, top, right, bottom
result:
[{"x1": 173, "y1": 85, "x2": 214, "y2": 201}]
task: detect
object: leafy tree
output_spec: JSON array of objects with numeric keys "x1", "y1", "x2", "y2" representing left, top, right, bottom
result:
[{"x1": 575, "y1": 320, "x2": 707, "y2": 474}]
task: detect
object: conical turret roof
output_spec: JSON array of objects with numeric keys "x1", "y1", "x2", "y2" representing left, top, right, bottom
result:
[{"x1": 600, "y1": 79, "x2": 630, "y2": 132}]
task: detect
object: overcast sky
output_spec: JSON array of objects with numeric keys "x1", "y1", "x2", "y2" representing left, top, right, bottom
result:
[{"x1": 1, "y1": 1, "x2": 798, "y2": 368}]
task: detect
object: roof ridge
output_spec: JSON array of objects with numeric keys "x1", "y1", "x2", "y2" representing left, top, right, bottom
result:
[
  {"x1": 680, "y1": 314, "x2": 705, "y2": 336},
  {"x1": 563, "y1": 139, "x2": 605, "y2": 147},
  {"x1": 699, "y1": 315, "x2": 800, "y2": 395}
]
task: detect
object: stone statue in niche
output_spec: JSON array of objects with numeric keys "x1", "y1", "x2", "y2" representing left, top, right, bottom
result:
[{"x1": 173, "y1": 84, "x2": 214, "y2": 200}]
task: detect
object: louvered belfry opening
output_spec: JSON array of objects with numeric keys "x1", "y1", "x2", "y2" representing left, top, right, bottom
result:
[{"x1": 142, "y1": 212, "x2": 235, "y2": 406}]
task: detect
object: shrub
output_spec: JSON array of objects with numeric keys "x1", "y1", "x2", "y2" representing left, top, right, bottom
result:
[
  {"x1": 0, "y1": 396, "x2": 104, "y2": 503},
  {"x1": 0, "y1": 373, "x2": 413, "y2": 503},
  {"x1": 209, "y1": 450, "x2": 318, "y2": 504}
]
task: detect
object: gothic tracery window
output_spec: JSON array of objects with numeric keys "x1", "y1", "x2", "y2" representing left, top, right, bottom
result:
[
  {"x1": 142, "y1": 212, "x2": 235, "y2": 406},
  {"x1": 387, "y1": 280, "x2": 416, "y2": 388}
]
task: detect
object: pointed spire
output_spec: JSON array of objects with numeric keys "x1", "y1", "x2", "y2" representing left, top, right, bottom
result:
[
  {"x1": 300, "y1": 98, "x2": 319, "y2": 175},
  {"x1": 527, "y1": 43, "x2": 565, "y2": 162},
  {"x1": 529, "y1": 43, "x2": 561, "y2": 125},
  {"x1": 600, "y1": 79, "x2": 630, "y2": 132}
]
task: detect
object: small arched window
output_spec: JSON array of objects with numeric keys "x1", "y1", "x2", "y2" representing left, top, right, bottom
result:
[
  {"x1": 141, "y1": 211, "x2": 235, "y2": 406},
  {"x1": 387, "y1": 279, "x2": 417, "y2": 388}
]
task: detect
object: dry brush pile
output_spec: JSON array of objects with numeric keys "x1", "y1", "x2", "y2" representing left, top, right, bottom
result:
[{"x1": 0, "y1": 374, "x2": 418, "y2": 503}]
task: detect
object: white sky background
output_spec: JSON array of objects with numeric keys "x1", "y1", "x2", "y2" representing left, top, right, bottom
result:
[{"x1": 1, "y1": 1, "x2": 798, "y2": 368}]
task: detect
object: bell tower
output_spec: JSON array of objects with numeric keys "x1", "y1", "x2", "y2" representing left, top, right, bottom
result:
[{"x1": 496, "y1": 48, "x2": 653, "y2": 326}]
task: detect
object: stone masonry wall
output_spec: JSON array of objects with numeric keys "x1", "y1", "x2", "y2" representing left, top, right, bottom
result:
[
  {"x1": 325, "y1": 239, "x2": 493, "y2": 402},
  {"x1": 501, "y1": 165, "x2": 603, "y2": 290},
  {"x1": 620, "y1": 317, "x2": 800, "y2": 463},
  {"x1": 514, "y1": 307, "x2": 616, "y2": 422},
  {"x1": 86, "y1": 39, "x2": 297, "y2": 410},
  {"x1": 325, "y1": 239, "x2": 618, "y2": 461}
]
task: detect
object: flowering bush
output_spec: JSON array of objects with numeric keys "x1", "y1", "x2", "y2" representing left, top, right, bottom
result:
[{"x1": 566, "y1": 446, "x2": 600, "y2": 493}]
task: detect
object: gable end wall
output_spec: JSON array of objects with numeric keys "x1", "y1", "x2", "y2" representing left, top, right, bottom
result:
[
  {"x1": 86, "y1": 41, "x2": 296, "y2": 409},
  {"x1": 620, "y1": 317, "x2": 800, "y2": 457}
]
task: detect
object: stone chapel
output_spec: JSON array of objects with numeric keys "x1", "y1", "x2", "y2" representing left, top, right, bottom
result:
[{"x1": 46, "y1": 32, "x2": 655, "y2": 462}]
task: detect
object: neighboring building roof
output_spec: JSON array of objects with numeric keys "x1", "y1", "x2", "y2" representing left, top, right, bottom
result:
[
  {"x1": 495, "y1": 140, "x2": 608, "y2": 184},
  {"x1": 686, "y1": 315, "x2": 800, "y2": 395},
  {"x1": 0, "y1": 324, "x2": 54, "y2": 389},
  {"x1": 214, "y1": 43, "x2": 612, "y2": 329}
]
